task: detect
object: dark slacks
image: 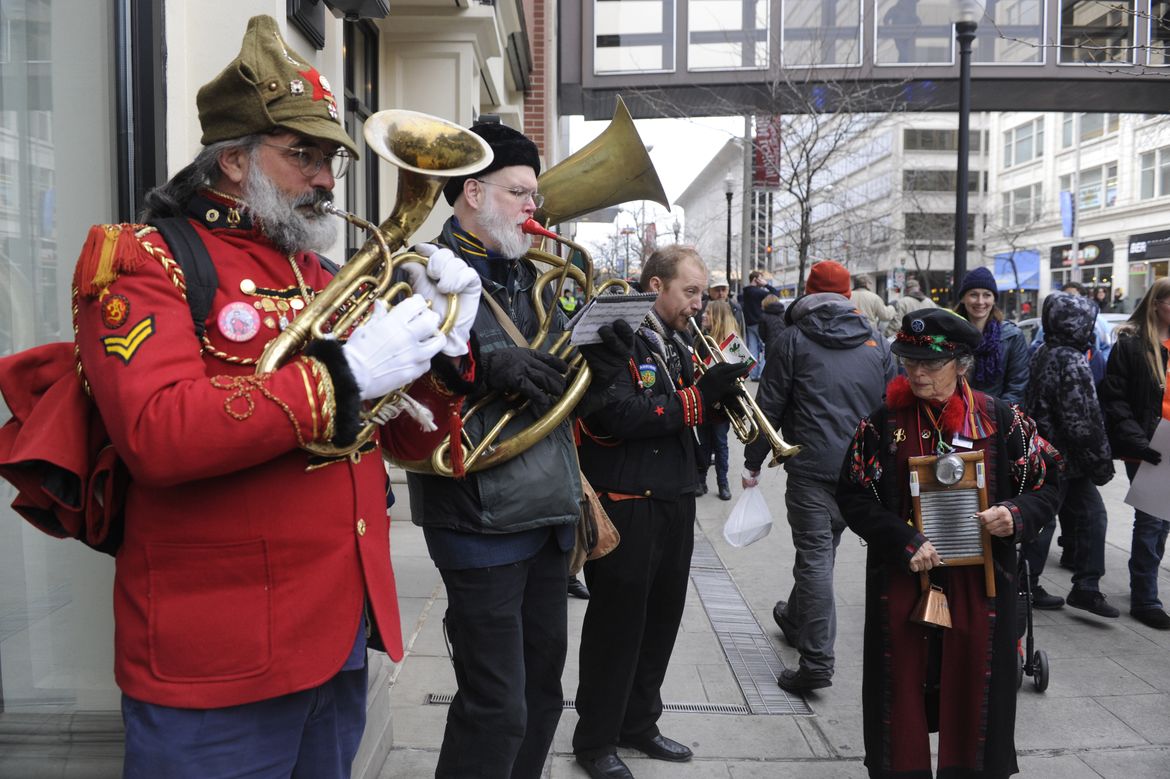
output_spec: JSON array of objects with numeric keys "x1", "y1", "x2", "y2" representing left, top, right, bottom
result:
[
  {"x1": 1024, "y1": 476, "x2": 1108, "y2": 590},
  {"x1": 435, "y1": 537, "x2": 569, "y2": 779},
  {"x1": 573, "y1": 495, "x2": 695, "y2": 758}
]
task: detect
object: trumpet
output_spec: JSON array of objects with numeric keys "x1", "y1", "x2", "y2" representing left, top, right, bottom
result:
[{"x1": 688, "y1": 317, "x2": 801, "y2": 467}]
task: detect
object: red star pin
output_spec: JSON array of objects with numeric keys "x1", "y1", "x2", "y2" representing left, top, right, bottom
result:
[
  {"x1": 297, "y1": 66, "x2": 330, "y2": 101},
  {"x1": 654, "y1": 406, "x2": 665, "y2": 416}
]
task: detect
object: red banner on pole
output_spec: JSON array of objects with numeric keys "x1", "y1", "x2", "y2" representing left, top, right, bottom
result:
[{"x1": 753, "y1": 115, "x2": 782, "y2": 189}]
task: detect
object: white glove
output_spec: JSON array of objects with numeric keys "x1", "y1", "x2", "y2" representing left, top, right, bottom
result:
[
  {"x1": 404, "y1": 243, "x2": 482, "y2": 356},
  {"x1": 343, "y1": 297, "x2": 444, "y2": 400}
]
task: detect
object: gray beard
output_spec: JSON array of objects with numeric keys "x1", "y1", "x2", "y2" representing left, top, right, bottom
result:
[
  {"x1": 242, "y1": 160, "x2": 337, "y2": 254},
  {"x1": 477, "y1": 200, "x2": 531, "y2": 259}
]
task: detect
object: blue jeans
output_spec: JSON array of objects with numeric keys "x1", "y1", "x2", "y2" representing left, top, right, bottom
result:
[
  {"x1": 1023, "y1": 476, "x2": 1108, "y2": 591},
  {"x1": 1125, "y1": 462, "x2": 1170, "y2": 610},
  {"x1": 745, "y1": 324, "x2": 765, "y2": 380},
  {"x1": 696, "y1": 420, "x2": 731, "y2": 487},
  {"x1": 122, "y1": 666, "x2": 367, "y2": 779},
  {"x1": 781, "y1": 474, "x2": 846, "y2": 678}
]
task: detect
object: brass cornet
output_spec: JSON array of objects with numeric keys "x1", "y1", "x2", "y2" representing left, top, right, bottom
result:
[{"x1": 688, "y1": 318, "x2": 801, "y2": 467}]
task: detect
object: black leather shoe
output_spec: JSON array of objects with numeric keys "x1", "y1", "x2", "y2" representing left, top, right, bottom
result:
[
  {"x1": 1132, "y1": 607, "x2": 1170, "y2": 630},
  {"x1": 717, "y1": 483, "x2": 732, "y2": 501},
  {"x1": 576, "y1": 753, "x2": 634, "y2": 779},
  {"x1": 1031, "y1": 585, "x2": 1065, "y2": 610},
  {"x1": 696, "y1": 481, "x2": 708, "y2": 496},
  {"x1": 772, "y1": 601, "x2": 798, "y2": 646},
  {"x1": 777, "y1": 668, "x2": 832, "y2": 693},
  {"x1": 567, "y1": 576, "x2": 591, "y2": 600},
  {"x1": 617, "y1": 733, "x2": 693, "y2": 762},
  {"x1": 1066, "y1": 588, "x2": 1119, "y2": 618}
]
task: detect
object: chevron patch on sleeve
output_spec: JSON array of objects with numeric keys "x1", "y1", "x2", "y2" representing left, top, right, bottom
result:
[{"x1": 100, "y1": 315, "x2": 156, "y2": 364}]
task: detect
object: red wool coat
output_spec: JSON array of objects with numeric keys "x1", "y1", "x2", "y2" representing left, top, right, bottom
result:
[{"x1": 72, "y1": 216, "x2": 459, "y2": 709}]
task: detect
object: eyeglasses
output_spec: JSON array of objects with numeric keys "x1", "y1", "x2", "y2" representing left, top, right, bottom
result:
[
  {"x1": 263, "y1": 143, "x2": 351, "y2": 179},
  {"x1": 899, "y1": 356, "x2": 955, "y2": 372},
  {"x1": 474, "y1": 179, "x2": 544, "y2": 208}
]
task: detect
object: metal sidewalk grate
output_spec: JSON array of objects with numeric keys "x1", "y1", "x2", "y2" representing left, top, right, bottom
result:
[
  {"x1": 425, "y1": 693, "x2": 750, "y2": 715},
  {"x1": 690, "y1": 534, "x2": 814, "y2": 716}
]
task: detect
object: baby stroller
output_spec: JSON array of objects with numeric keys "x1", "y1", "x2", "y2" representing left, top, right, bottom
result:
[{"x1": 1016, "y1": 559, "x2": 1050, "y2": 692}]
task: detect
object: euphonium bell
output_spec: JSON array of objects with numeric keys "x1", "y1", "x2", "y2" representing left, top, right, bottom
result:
[{"x1": 254, "y1": 110, "x2": 494, "y2": 458}]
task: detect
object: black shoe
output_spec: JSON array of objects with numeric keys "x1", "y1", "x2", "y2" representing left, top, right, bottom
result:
[
  {"x1": 567, "y1": 576, "x2": 591, "y2": 600},
  {"x1": 772, "y1": 601, "x2": 798, "y2": 646},
  {"x1": 717, "y1": 483, "x2": 732, "y2": 501},
  {"x1": 777, "y1": 668, "x2": 832, "y2": 693},
  {"x1": 1031, "y1": 585, "x2": 1065, "y2": 610},
  {"x1": 696, "y1": 481, "x2": 708, "y2": 496},
  {"x1": 1065, "y1": 588, "x2": 1120, "y2": 618},
  {"x1": 1131, "y1": 607, "x2": 1170, "y2": 630},
  {"x1": 576, "y1": 753, "x2": 634, "y2": 779},
  {"x1": 617, "y1": 733, "x2": 693, "y2": 762}
]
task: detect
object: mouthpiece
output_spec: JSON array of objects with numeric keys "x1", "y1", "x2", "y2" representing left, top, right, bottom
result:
[
  {"x1": 315, "y1": 200, "x2": 343, "y2": 218},
  {"x1": 521, "y1": 218, "x2": 559, "y2": 241}
]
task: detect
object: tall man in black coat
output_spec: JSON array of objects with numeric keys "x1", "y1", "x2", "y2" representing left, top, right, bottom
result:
[{"x1": 573, "y1": 246, "x2": 747, "y2": 779}]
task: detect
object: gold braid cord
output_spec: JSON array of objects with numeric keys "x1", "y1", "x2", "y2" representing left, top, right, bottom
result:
[{"x1": 210, "y1": 373, "x2": 309, "y2": 449}]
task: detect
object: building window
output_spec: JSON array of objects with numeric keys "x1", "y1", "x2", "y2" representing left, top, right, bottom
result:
[
  {"x1": 688, "y1": 0, "x2": 768, "y2": 71},
  {"x1": 1060, "y1": 163, "x2": 1118, "y2": 212},
  {"x1": 975, "y1": 0, "x2": 1043, "y2": 63},
  {"x1": 344, "y1": 20, "x2": 379, "y2": 255},
  {"x1": 1151, "y1": 1, "x2": 1170, "y2": 65},
  {"x1": 1140, "y1": 147, "x2": 1170, "y2": 199},
  {"x1": 1002, "y1": 118, "x2": 1044, "y2": 169},
  {"x1": 781, "y1": 0, "x2": 861, "y2": 67},
  {"x1": 1001, "y1": 183, "x2": 1043, "y2": 226},
  {"x1": 903, "y1": 169, "x2": 983, "y2": 193},
  {"x1": 1061, "y1": 113, "x2": 1120, "y2": 147},
  {"x1": 1060, "y1": 0, "x2": 1135, "y2": 64},
  {"x1": 594, "y1": 0, "x2": 676, "y2": 74},
  {"x1": 903, "y1": 128, "x2": 986, "y2": 153},
  {"x1": 875, "y1": 0, "x2": 953, "y2": 64}
]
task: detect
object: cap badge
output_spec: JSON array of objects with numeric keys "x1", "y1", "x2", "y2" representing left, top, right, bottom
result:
[
  {"x1": 289, "y1": 79, "x2": 305, "y2": 96},
  {"x1": 911, "y1": 318, "x2": 925, "y2": 333}
]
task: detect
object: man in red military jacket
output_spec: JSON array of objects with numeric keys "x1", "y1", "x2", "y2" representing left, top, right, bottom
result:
[{"x1": 71, "y1": 15, "x2": 480, "y2": 778}]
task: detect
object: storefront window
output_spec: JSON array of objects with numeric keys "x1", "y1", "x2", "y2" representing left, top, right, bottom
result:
[{"x1": 1, "y1": 0, "x2": 125, "y2": 772}]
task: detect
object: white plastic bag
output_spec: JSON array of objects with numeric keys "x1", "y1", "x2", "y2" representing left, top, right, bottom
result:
[{"x1": 722, "y1": 485, "x2": 773, "y2": 547}]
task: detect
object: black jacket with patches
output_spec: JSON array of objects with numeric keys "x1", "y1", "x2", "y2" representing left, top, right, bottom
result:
[
  {"x1": 1024, "y1": 292, "x2": 1113, "y2": 485},
  {"x1": 577, "y1": 314, "x2": 700, "y2": 499}
]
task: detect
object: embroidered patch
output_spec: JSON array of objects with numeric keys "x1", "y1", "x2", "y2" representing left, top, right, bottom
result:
[
  {"x1": 101, "y1": 315, "x2": 155, "y2": 364},
  {"x1": 101, "y1": 294, "x2": 131, "y2": 329},
  {"x1": 654, "y1": 406, "x2": 665, "y2": 416},
  {"x1": 638, "y1": 363, "x2": 657, "y2": 388}
]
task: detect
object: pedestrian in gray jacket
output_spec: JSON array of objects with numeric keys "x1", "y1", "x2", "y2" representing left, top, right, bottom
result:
[{"x1": 742, "y1": 261, "x2": 895, "y2": 693}]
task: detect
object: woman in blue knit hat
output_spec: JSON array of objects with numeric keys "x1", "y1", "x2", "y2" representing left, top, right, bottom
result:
[{"x1": 953, "y1": 266, "x2": 1030, "y2": 404}]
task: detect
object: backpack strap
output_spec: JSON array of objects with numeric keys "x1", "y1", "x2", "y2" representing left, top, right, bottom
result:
[
  {"x1": 315, "y1": 253, "x2": 340, "y2": 276},
  {"x1": 150, "y1": 217, "x2": 218, "y2": 339}
]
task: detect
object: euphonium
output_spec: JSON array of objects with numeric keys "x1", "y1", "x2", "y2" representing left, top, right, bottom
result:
[
  {"x1": 397, "y1": 96, "x2": 668, "y2": 477},
  {"x1": 254, "y1": 110, "x2": 493, "y2": 458},
  {"x1": 688, "y1": 317, "x2": 802, "y2": 467}
]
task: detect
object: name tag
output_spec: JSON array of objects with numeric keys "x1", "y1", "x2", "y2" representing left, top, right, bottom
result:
[{"x1": 951, "y1": 434, "x2": 973, "y2": 450}]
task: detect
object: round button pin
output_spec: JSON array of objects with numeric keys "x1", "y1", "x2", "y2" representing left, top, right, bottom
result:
[{"x1": 217, "y1": 301, "x2": 262, "y2": 342}]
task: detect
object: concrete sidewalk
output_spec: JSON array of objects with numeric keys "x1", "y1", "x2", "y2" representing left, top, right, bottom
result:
[{"x1": 377, "y1": 441, "x2": 1170, "y2": 778}]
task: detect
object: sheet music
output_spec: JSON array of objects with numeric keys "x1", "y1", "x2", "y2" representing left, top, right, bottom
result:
[{"x1": 568, "y1": 292, "x2": 657, "y2": 346}]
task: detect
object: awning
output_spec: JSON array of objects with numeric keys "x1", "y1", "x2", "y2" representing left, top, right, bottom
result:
[{"x1": 993, "y1": 250, "x2": 1040, "y2": 291}]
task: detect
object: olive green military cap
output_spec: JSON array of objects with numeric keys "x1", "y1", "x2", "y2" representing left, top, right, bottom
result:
[{"x1": 196, "y1": 15, "x2": 358, "y2": 157}]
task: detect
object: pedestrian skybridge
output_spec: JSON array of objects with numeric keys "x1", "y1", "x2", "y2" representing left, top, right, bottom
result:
[{"x1": 559, "y1": 0, "x2": 1170, "y2": 119}]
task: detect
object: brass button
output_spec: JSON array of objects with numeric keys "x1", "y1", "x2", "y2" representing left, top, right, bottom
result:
[
  {"x1": 357, "y1": 518, "x2": 367, "y2": 536},
  {"x1": 268, "y1": 80, "x2": 279, "y2": 91},
  {"x1": 644, "y1": 490, "x2": 652, "y2": 497}
]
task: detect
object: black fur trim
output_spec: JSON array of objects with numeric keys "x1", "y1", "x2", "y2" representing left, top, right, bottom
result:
[{"x1": 304, "y1": 339, "x2": 362, "y2": 447}]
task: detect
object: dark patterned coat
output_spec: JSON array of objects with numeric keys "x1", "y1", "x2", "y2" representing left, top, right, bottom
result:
[
  {"x1": 837, "y1": 378, "x2": 1061, "y2": 778},
  {"x1": 1024, "y1": 292, "x2": 1113, "y2": 484}
]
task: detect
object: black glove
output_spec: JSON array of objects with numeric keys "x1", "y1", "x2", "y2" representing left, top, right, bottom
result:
[
  {"x1": 1139, "y1": 446, "x2": 1162, "y2": 466},
  {"x1": 696, "y1": 361, "x2": 750, "y2": 411},
  {"x1": 481, "y1": 347, "x2": 569, "y2": 411},
  {"x1": 578, "y1": 319, "x2": 635, "y2": 388}
]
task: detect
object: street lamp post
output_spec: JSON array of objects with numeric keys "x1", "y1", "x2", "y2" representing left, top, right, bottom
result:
[
  {"x1": 953, "y1": 0, "x2": 983, "y2": 302},
  {"x1": 724, "y1": 175, "x2": 735, "y2": 292}
]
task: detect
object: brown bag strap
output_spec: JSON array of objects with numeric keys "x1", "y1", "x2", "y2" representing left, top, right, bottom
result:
[{"x1": 479, "y1": 291, "x2": 528, "y2": 348}]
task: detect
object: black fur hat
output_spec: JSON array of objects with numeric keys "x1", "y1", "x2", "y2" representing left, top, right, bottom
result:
[{"x1": 443, "y1": 122, "x2": 541, "y2": 206}]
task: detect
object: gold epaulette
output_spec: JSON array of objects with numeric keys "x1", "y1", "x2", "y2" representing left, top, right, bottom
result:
[{"x1": 72, "y1": 223, "x2": 159, "y2": 299}]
